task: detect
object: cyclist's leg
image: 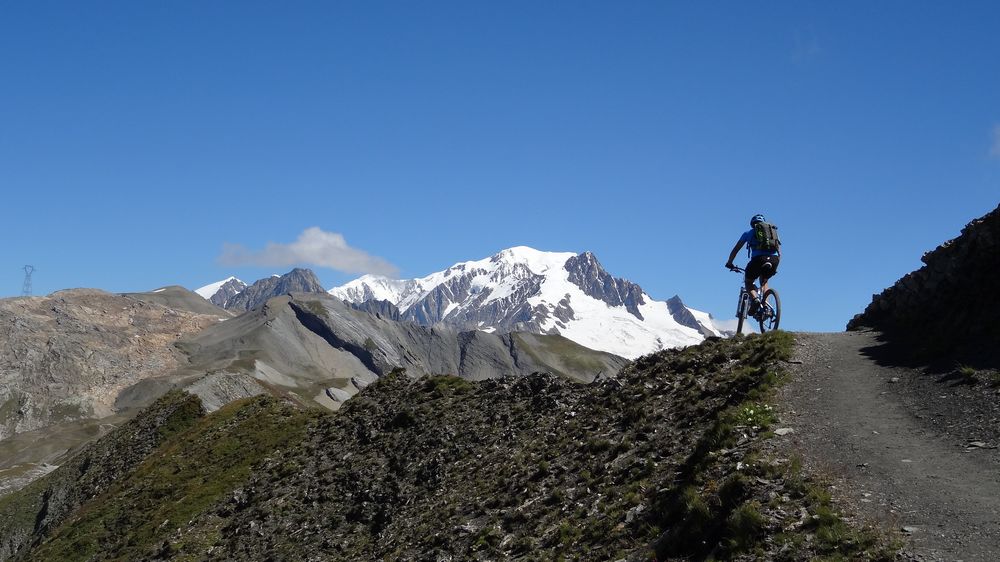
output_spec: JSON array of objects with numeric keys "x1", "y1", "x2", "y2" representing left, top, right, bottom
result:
[
  {"x1": 745, "y1": 257, "x2": 764, "y2": 317},
  {"x1": 759, "y1": 256, "x2": 779, "y2": 297},
  {"x1": 745, "y1": 257, "x2": 763, "y2": 301}
]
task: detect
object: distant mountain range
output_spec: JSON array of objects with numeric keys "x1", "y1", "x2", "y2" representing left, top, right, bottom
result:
[{"x1": 198, "y1": 247, "x2": 721, "y2": 359}]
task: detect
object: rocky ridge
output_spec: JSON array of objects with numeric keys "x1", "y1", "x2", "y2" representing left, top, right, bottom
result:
[
  {"x1": 123, "y1": 286, "x2": 232, "y2": 318},
  {"x1": 205, "y1": 278, "x2": 247, "y2": 309},
  {"x1": 0, "y1": 390, "x2": 206, "y2": 560},
  {"x1": 223, "y1": 268, "x2": 326, "y2": 312},
  {"x1": 565, "y1": 251, "x2": 646, "y2": 319},
  {"x1": 666, "y1": 295, "x2": 719, "y2": 337},
  {"x1": 347, "y1": 298, "x2": 401, "y2": 321},
  {"x1": 848, "y1": 203, "x2": 1000, "y2": 366}
]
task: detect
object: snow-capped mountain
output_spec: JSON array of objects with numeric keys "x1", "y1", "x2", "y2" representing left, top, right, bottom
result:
[
  {"x1": 330, "y1": 246, "x2": 721, "y2": 359},
  {"x1": 196, "y1": 277, "x2": 247, "y2": 309}
]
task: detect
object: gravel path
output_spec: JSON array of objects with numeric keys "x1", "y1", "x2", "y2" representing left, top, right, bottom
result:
[{"x1": 775, "y1": 331, "x2": 1000, "y2": 561}]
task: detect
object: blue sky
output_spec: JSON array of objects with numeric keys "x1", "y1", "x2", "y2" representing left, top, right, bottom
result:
[{"x1": 1, "y1": 2, "x2": 998, "y2": 332}]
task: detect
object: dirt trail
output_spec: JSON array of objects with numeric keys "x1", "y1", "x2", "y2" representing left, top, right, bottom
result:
[{"x1": 776, "y1": 331, "x2": 1000, "y2": 561}]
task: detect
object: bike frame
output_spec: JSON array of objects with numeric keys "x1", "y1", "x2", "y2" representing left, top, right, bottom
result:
[{"x1": 729, "y1": 265, "x2": 780, "y2": 334}]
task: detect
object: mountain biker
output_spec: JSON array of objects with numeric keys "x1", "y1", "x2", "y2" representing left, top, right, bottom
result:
[{"x1": 725, "y1": 214, "x2": 781, "y2": 316}]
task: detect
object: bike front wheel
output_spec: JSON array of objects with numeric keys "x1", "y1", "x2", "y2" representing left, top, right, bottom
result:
[
  {"x1": 736, "y1": 291, "x2": 749, "y2": 335},
  {"x1": 758, "y1": 289, "x2": 781, "y2": 332}
]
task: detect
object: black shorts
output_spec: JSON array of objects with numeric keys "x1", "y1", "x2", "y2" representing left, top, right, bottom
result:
[{"x1": 745, "y1": 255, "x2": 779, "y2": 285}]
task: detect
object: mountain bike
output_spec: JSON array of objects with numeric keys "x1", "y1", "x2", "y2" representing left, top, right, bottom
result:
[{"x1": 728, "y1": 266, "x2": 780, "y2": 334}]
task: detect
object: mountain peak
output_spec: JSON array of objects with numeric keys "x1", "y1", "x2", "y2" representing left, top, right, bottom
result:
[
  {"x1": 489, "y1": 246, "x2": 576, "y2": 272},
  {"x1": 330, "y1": 248, "x2": 720, "y2": 358},
  {"x1": 196, "y1": 277, "x2": 248, "y2": 308},
  {"x1": 203, "y1": 268, "x2": 327, "y2": 313},
  {"x1": 282, "y1": 268, "x2": 324, "y2": 287}
]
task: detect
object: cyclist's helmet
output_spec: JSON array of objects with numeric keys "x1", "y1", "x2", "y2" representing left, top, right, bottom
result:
[{"x1": 750, "y1": 214, "x2": 766, "y2": 227}]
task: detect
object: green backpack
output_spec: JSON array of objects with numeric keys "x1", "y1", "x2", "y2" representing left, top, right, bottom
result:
[{"x1": 753, "y1": 222, "x2": 781, "y2": 252}]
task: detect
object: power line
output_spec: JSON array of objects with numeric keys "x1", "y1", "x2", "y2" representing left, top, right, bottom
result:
[{"x1": 22, "y1": 265, "x2": 34, "y2": 297}]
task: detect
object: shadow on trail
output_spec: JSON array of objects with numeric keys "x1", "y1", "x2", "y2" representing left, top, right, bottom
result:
[{"x1": 856, "y1": 329, "x2": 999, "y2": 377}]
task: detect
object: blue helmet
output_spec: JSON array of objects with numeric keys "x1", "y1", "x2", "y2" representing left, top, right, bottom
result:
[{"x1": 750, "y1": 214, "x2": 766, "y2": 227}]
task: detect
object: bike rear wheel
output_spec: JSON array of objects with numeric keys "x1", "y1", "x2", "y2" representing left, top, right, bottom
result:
[{"x1": 758, "y1": 289, "x2": 781, "y2": 332}]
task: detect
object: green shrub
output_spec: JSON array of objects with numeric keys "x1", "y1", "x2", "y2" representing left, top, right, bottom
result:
[
  {"x1": 678, "y1": 485, "x2": 712, "y2": 536},
  {"x1": 957, "y1": 365, "x2": 979, "y2": 384},
  {"x1": 388, "y1": 408, "x2": 418, "y2": 429},
  {"x1": 718, "y1": 473, "x2": 749, "y2": 511},
  {"x1": 557, "y1": 522, "x2": 582, "y2": 546},
  {"x1": 725, "y1": 501, "x2": 766, "y2": 554},
  {"x1": 587, "y1": 438, "x2": 613, "y2": 453},
  {"x1": 423, "y1": 375, "x2": 474, "y2": 395}
]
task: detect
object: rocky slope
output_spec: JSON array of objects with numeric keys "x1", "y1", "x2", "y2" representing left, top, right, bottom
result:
[
  {"x1": 0, "y1": 289, "x2": 221, "y2": 442},
  {"x1": 848, "y1": 203, "x2": 1000, "y2": 366},
  {"x1": 347, "y1": 298, "x2": 401, "y2": 321},
  {"x1": 165, "y1": 292, "x2": 627, "y2": 412},
  {"x1": 1, "y1": 284, "x2": 624, "y2": 498},
  {"x1": 331, "y1": 246, "x2": 721, "y2": 359},
  {"x1": 0, "y1": 289, "x2": 225, "y2": 496},
  {"x1": 0, "y1": 391, "x2": 206, "y2": 560},
  {"x1": 123, "y1": 286, "x2": 232, "y2": 317},
  {"x1": 0, "y1": 332, "x2": 900, "y2": 561}
]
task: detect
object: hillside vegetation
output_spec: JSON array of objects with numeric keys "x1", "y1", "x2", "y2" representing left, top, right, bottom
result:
[{"x1": 1, "y1": 333, "x2": 897, "y2": 561}]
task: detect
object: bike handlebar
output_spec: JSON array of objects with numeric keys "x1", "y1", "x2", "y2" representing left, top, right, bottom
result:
[{"x1": 727, "y1": 265, "x2": 745, "y2": 273}]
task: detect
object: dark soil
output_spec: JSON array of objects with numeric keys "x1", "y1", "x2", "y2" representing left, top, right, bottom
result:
[{"x1": 774, "y1": 331, "x2": 1000, "y2": 561}]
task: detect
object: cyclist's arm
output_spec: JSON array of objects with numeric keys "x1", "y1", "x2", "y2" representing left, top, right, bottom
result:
[{"x1": 725, "y1": 240, "x2": 744, "y2": 268}]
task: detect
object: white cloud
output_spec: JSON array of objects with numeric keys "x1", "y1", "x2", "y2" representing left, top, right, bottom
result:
[
  {"x1": 219, "y1": 227, "x2": 399, "y2": 276},
  {"x1": 991, "y1": 124, "x2": 1000, "y2": 159}
]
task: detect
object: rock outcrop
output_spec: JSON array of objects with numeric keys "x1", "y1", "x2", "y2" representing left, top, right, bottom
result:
[
  {"x1": 666, "y1": 295, "x2": 717, "y2": 337},
  {"x1": 848, "y1": 203, "x2": 1000, "y2": 365},
  {"x1": 347, "y1": 298, "x2": 401, "y2": 321},
  {"x1": 207, "y1": 278, "x2": 247, "y2": 308}
]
